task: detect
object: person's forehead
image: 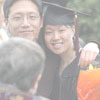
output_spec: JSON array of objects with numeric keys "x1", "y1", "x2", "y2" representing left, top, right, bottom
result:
[
  {"x1": 45, "y1": 25, "x2": 70, "y2": 30},
  {"x1": 9, "y1": 0, "x2": 40, "y2": 15}
]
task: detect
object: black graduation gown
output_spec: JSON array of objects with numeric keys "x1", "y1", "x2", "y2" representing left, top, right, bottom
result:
[
  {"x1": 50, "y1": 56, "x2": 80, "y2": 100},
  {"x1": 37, "y1": 54, "x2": 60, "y2": 98}
]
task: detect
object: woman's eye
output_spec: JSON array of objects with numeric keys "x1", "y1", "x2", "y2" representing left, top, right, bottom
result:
[
  {"x1": 45, "y1": 31, "x2": 53, "y2": 34},
  {"x1": 59, "y1": 29, "x2": 65, "y2": 33},
  {"x1": 13, "y1": 16, "x2": 22, "y2": 21}
]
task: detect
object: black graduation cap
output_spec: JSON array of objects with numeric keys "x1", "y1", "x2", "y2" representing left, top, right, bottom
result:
[
  {"x1": 42, "y1": 1, "x2": 89, "y2": 55},
  {"x1": 42, "y1": 0, "x2": 69, "y2": 6}
]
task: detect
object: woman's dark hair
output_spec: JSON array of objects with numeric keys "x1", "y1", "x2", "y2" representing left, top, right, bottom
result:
[
  {"x1": 3, "y1": 0, "x2": 43, "y2": 19},
  {"x1": 37, "y1": 27, "x2": 61, "y2": 97}
]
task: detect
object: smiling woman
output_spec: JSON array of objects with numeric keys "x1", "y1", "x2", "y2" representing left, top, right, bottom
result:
[
  {"x1": 45, "y1": 25, "x2": 74, "y2": 55},
  {"x1": 37, "y1": 2, "x2": 80, "y2": 100},
  {"x1": 37, "y1": 1, "x2": 100, "y2": 100}
]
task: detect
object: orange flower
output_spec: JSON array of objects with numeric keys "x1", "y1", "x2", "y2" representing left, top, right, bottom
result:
[{"x1": 77, "y1": 68, "x2": 100, "y2": 100}]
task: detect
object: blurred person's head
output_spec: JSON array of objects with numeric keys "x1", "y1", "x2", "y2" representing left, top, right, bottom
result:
[
  {"x1": 3, "y1": 0, "x2": 43, "y2": 41},
  {"x1": 0, "y1": 37, "x2": 45, "y2": 93}
]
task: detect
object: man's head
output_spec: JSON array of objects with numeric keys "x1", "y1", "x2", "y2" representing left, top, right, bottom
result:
[
  {"x1": 0, "y1": 37, "x2": 45, "y2": 92},
  {"x1": 3, "y1": 0, "x2": 43, "y2": 41}
]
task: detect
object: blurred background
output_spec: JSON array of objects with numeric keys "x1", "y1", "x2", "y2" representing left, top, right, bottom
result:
[{"x1": 66, "y1": 0, "x2": 100, "y2": 43}]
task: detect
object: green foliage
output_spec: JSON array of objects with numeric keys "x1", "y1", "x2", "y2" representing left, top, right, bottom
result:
[{"x1": 66, "y1": 0, "x2": 100, "y2": 42}]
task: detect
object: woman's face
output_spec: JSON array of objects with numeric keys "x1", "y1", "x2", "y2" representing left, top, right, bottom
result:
[{"x1": 45, "y1": 25, "x2": 75, "y2": 55}]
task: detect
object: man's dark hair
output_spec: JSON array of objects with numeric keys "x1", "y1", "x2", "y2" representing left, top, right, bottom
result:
[
  {"x1": 3, "y1": 0, "x2": 43, "y2": 19},
  {"x1": 0, "y1": 37, "x2": 45, "y2": 92}
]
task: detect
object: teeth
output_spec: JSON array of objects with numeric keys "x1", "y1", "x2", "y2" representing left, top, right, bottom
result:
[
  {"x1": 52, "y1": 42, "x2": 63, "y2": 49},
  {"x1": 52, "y1": 42, "x2": 63, "y2": 45}
]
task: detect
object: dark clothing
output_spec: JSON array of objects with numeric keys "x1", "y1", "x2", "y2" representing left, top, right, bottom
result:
[
  {"x1": 50, "y1": 56, "x2": 80, "y2": 100},
  {"x1": 0, "y1": 84, "x2": 49, "y2": 100},
  {"x1": 37, "y1": 54, "x2": 60, "y2": 98},
  {"x1": 37, "y1": 55, "x2": 80, "y2": 100}
]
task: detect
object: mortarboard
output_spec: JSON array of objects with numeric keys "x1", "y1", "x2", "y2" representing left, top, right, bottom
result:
[
  {"x1": 42, "y1": 1, "x2": 89, "y2": 55},
  {"x1": 42, "y1": 0, "x2": 69, "y2": 6}
]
